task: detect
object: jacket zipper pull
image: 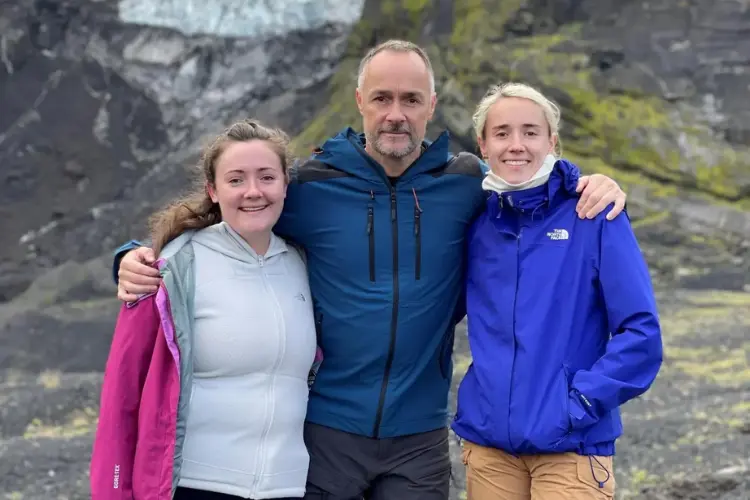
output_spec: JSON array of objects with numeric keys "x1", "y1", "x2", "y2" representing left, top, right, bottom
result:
[
  {"x1": 390, "y1": 191, "x2": 396, "y2": 222},
  {"x1": 367, "y1": 190, "x2": 375, "y2": 282},
  {"x1": 412, "y1": 188, "x2": 422, "y2": 280}
]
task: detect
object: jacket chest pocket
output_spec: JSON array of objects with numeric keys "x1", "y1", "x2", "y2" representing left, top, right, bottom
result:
[
  {"x1": 367, "y1": 203, "x2": 375, "y2": 282},
  {"x1": 522, "y1": 239, "x2": 576, "y2": 289}
]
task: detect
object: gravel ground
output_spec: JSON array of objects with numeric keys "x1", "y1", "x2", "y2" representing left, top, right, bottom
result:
[{"x1": 1, "y1": 286, "x2": 748, "y2": 499}]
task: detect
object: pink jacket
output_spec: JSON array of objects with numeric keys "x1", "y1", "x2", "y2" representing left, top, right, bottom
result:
[
  {"x1": 90, "y1": 287, "x2": 182, "y2": 499},
  {"x1": 91, "y1": 241, "x2": 324, "y2": 499}
]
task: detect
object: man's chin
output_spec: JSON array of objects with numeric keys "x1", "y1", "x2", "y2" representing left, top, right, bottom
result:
[{"x1": 376, "y1": 143, "x2": 416, "y2": 160}]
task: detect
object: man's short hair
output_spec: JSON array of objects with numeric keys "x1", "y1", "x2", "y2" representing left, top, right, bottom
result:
[{"x1": 356, "y1": 39, "x2": 436, "y2": 94}]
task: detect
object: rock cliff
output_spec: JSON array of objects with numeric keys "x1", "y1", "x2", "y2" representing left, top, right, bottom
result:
[{"x1": 0, "y1": 0, "x2": 748, "y2": 498}]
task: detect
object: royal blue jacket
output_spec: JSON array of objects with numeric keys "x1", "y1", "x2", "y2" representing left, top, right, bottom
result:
[
  {"x1": 115, "y1": 128, "x2": 487, "y2": 438},
  {"x1": 451, "y1": 159, "x2": 662, "y2": 456}
]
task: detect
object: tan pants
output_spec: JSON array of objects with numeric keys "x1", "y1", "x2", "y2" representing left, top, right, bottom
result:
[{"x1": 461, "y1": 440, "x2": 615, "y2": 500}]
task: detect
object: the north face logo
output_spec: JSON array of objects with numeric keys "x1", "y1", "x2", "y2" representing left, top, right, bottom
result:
[{"x1": 547, "y1": 229, "x2": 569, "y2": 241}]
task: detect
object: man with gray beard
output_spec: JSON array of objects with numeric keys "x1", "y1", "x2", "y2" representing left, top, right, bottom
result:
[{"x1": 115, "y1": 40, "x2": 627, "y2": 499}]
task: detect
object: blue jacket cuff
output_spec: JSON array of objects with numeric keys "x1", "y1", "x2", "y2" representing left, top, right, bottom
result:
[{"x1": 112, "y1": 240, "x2": 144, "y2": 284}]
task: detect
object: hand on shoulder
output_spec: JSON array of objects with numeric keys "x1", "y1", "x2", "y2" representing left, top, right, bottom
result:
[
  {"x1": 118, "y1": 247, "x2": 160, "y2": 303},
  {"x1": 575, "y1": 174, "x2": 627, "y2": 221}
]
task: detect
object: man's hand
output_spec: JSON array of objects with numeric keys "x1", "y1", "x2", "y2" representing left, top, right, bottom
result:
[
  {"x1": 117, "y1": 247, "x2": 160, "y2": 303},
  {"x1": 575, "y1": 174, "x2": 626, "y2": 220}
]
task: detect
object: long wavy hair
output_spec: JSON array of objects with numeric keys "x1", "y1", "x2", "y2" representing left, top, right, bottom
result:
[{"x1": 149, "y1": 119, "x2": 292, "y2": 255}]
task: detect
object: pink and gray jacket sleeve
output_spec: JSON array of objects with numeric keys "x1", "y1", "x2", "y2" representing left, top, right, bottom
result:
[{"x1": 90, "y1": 296, "x2": 160, "y2": 499}]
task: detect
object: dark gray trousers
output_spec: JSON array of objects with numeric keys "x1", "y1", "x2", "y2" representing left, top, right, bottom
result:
[{"x1": 302, "y1": 422, "x2": 451, "y2": 500}]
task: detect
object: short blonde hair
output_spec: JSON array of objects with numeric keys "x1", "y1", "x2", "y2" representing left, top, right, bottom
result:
[{"x1": 473, "y1": 82, "x2": 562, "y2": 157}]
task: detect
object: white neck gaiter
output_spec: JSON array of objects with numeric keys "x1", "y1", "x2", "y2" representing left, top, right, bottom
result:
[{"x1": 482, "y1": 154, "x2": 557, "y2": 194}]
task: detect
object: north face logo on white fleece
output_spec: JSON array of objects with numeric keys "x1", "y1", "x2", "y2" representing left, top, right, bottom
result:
[{"x1": 547, "y1": 229, "x2": 569, "y2": 241}]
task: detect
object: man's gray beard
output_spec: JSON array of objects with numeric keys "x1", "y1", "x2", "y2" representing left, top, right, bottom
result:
[{"x1": 371, "y1": 133, "x2": 419, "y2": 159}]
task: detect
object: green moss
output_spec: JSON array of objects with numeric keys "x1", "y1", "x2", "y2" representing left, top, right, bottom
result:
[
  {"x1": 290, "y1": 59, "x2": 361, "y2": 155},
  {"x1": 403, "y1": 0, "x2": 429, "y2": 15},
  {"x1": 670, "y1": 345, "x2": 750, "y2": 387},
  {"x1": 660, "y1": 306, "x2": 750, "y2": 338},
  {"x1": 453, "y1": 353, "x2": 472, "y2": 378},
  {"x1": 293, "y1": 0, "x2": 748, "y2": 214},
  {"x1": 23, "y1": 407, "x2": 98, "y2": 439},
  {"x1": 630, "y1": 210, "x2": 670, "y2": 229},
  {"x1": 37, "y1": 370, "x2": 61, "y2": 389},
  {"x1": 628, "y1": 468, "x2": 660, "y2": 492},
  {"x1": 684, "y1": 291, "x2": 750, "y2": 307},
  {"x1": 694, "y1": 154, "x2": 746, "y2": 200},
  {"x1": 450, "y1": 0, "x2": 491, "y2": 46},
  {"x1": 460, "y1": 24, "x2": 747, "y2": 207},
  {"x1": 381, "y1": 0, "x2": 396, "y2": 16}
]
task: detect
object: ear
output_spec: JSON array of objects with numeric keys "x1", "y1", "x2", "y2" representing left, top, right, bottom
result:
[
  {"x1": 549, "y1": 134, "x2": 558, "y2": 155},
  {"x1": 477, "y1": 135, "x2": 487, "y2": 159},
  {"x1": 206, "y1": 181, "x2": 218, "y2": 203},
  {"x1": 355, "y1": 88, "x2": 364, "y2": 115},
  {"x1": 427, "y1": 93, "x2": 438, "y2": 121}
]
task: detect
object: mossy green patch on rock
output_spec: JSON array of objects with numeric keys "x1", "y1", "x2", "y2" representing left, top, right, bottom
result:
[
  {"x1": 450, "y1": 0, "x2": 523, "y2": 47},
  {"x1": 669, "y1": 345, "x2": 750, "y2": 387},
  {"x1": 23, "y1": 407, "x2": 98, "y2": 439},
  {"x1": 37, "y1": 370, "x2": 62, "y2": 390},
  {"x1": 654, "y1": 290, "x2": 750, "y2": 339},
  {"x1": 628, "y1": 467, "x2": 661, "y2": 492},
  {"x1": 293, "y1": 0, "x2": 749, "y2": 224},
  {"x1": 290, "y1": 59, "x2": 361, "y2": 155},
  {"x1": 631, "y1": 210, "x2": 671, "y2": 229},
  {"x1": 453, "y1": 353, "x2": 472, "y2": 378},
  {"x1": 684, "y1": 291, "x2": 750, "y2": 308}
]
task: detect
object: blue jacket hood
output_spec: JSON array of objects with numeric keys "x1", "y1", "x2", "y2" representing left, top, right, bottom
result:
[{"x1": 314, "y1": 127, "x2": 454, "y2": 183}]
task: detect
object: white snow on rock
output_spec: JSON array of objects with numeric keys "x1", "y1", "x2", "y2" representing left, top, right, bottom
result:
[{"x1": 118, "y1": 0, "x2": 366, "y2": 38}]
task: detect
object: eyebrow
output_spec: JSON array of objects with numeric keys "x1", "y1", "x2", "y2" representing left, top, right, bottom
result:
[
  {"x1": 491, "y1": 123, "x2": 543, "y2": 131},
  {"x1": 223, "y1": 167, "x2": 278, "y2": 175},
  {"x1": 372, "y1": 89, "x2": 425, "y2": 99}
]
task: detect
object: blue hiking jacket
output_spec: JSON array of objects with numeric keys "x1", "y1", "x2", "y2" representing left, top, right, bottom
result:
[
  {"x1": 451, "y1": 159, "x2": 662, "y2": 456},
  {"x1": 277, "y1": 129, "x2": 486, "y2": 438},
  {"x1": 115, "y1": 128, "x2": 487, "y2": 438}
]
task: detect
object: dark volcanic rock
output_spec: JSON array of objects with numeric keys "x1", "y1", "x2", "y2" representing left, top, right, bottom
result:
[
  {"x1": 0, "y1": 435, "x2": 93, "y2": 499},
  {"x1": 638, "y1": 469, "x2": 750, "y2": 500},
  {"x1": 0, "y1": 0, "x2": 356, "y2": 303}
]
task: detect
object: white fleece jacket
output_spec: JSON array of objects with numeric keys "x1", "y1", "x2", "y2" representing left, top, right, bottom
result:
[{"x1": 177, "y1": 222, "x2": 317, "y2": 499}]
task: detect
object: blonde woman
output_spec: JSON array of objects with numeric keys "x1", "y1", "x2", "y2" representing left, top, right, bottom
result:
[{"x1": 452, "y1": 83, "x2": 663, "y2": 500}]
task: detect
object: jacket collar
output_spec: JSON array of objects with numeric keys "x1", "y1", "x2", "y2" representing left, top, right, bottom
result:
[
  {"x1": 486, "y1": 159, "x2": 581, "y2": 221},
  {"x1": 313, "y1": 127, "x2": 454, "y2": 185}
]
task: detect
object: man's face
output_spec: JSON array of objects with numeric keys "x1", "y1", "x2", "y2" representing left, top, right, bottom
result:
[{"x1": 356, "y1": 50, "x2": 436, "y2": 162}]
